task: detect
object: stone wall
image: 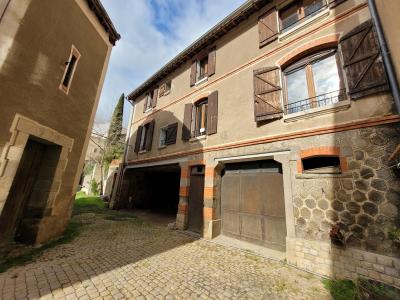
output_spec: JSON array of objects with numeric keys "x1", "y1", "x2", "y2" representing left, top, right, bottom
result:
[{"x1": 292, "y1": 125, "x2": 400, "y2": 257}]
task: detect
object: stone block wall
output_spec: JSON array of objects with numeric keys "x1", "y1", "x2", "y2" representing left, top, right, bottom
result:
[{"x1": 292, "y1": 125, "x2": 400, "y2": 257}]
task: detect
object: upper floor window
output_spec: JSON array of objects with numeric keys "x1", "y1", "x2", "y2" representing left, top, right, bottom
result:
[
  {"x1": 143, "y1": 87, "x2": 158, "y2": 112},
  {"x1": 279, "y1": 0, "x2": 327, "y2": 32},
  {"x1": 134, "y1": 120, "x2": 155, "y2": 153},
  {"x1": 283, "y1": 49, "x2": 345, "y2": 114},
  {"x1": 192, "y1": 99, "x2": 208, "y2": 137},
  {"x1": 182, "y1": 91, "x2": 218, "y2": 141},
  {"x1": 159, "y1": 123, "x2": 178, "y2": 147},
  {"x1": 190, "y1": 48, "x2": 216, "y2": 86},
  {"x1": 159, "y1": 80, "x2": 171, "y2": 97},
  {"x1": 60, "y1": 45, "x2": 81, "y2": 94}
]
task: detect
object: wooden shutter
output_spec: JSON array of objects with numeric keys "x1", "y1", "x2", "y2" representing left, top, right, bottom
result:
[
  {"x1": 145, "y1": 120, "x2": 155, "y2": 151},
  {"x1": 134, "y1": 125, "x2": 143, "y2": 153},
  {"x1": 165, "y1": 123, "x2": 178, "y2": 145},
  {"x1": 207, "y1": 91, "x2": 218, "y2": 135},
  {"x1": 253, "y1": 66, "x2": 283, "y2": 122},
  {"x1": 258, "y1": 8, "x2": 279, "y2": 48},
  {"x1": 159, "y1": 83, "x2": 166, "y2": 97},
  {"x1": 182, "y1": 103, "x2": 193, "y2": 141},
  {"x1": 328, "y1": 0, "x2": 346, "y2": 8},
  {"x1": 143, "y1": 95, "x2": 148, "y2": 113},
  {"x1": 152, "y1": 87, "x2": 158, "y2": 108},
  {"x1": 208, "y1": 47, "x2": 216, "y2": 77},
  {"x1": 339, "y1": 20, "x2": 389, "y2": 99},
  {"x1": 190, "y1": 61, "x2": 197, "y2": 86}
]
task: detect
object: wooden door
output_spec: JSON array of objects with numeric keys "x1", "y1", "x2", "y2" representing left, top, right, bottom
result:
[{"x1": 187, "y1": 166, "x2": 205, "y2": 233}]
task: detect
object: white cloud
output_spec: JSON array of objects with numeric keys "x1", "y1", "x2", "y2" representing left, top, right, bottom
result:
[{"x1": 95, "y1": 0, "x2": 245, "y2": 128}]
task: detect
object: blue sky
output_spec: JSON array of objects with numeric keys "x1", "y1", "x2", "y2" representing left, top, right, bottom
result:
[{"x1": 94, "y1": 0, "x2": 245, "y2": 133}]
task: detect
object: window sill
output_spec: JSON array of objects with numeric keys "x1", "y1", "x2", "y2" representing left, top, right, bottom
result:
[
  {"x1": 138, "y1": 150, "x2": 147, "y2": 154},
  {"x1": 195, "y1": 77, "x2": 208, "y2": 87},
  {"x1": 144, "y1": 108, "x2": 153, "y2": 113},
  {"x1": 158, "y1": 145, "x2": 167, "y2": 149},
  {"x1": 296, "y1": 172, "x2": 352, "y2": 179},
  {"x1": 279, "y1": 8, "x2": 330, "y2": 41},
  {"x1": 283, "y1": 99, "x2": 350, "y2": 123},
  {"x1": 189, "y1": 135, "x2": 207, "y2": 143}
]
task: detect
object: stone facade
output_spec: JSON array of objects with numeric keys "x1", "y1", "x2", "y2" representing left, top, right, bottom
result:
[{"x1": 292, "y1": 125, "x2": 400, "y2": 257}]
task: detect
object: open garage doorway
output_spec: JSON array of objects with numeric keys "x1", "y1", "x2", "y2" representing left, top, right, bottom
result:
[
  {"x1": 123, "y1": 164, "x2": 180, "y2": 225},
  {"x1": 220, "y1": 160, "x2": 287, "y2": 252}
]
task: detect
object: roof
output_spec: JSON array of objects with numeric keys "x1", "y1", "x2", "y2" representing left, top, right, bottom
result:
[
  {"x1": 86, "y1": 0, "x2": 121, "y2": 45},
  {"x1": 127, "y1": 0, "x2": 271, "y2": 101}
]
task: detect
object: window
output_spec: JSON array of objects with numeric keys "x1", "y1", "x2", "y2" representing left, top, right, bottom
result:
[
  {"x1": 159, "y1": 81, "x2": 171, "y2": 97},
  {"x1": 284, "y1": 49, "x2": 345, "y2": 114},
  {"x1": 191, "y1": 99, "x2": 208, "y2": 137},
  {"x1": 134, "y1": 120, "x2": 155, "y2": 153},
  {"x1": 60, "y1": 45, "x2": 81, "y2": 94},
  {"x1": 279, "y1": 0, "x2": 327, "y2": 32},
  {"x1": 143, "y1": 87, "x2": 158, "y2": 112},
  {"x1": 159, "y1": 123, "x2": 178, "y2": 147},
  {"x1": 302, "y1": 156, "x2": 341, "y2": 174},
  {"x1": 190, "y1": 48, "x2": 216, "y2": 86}
]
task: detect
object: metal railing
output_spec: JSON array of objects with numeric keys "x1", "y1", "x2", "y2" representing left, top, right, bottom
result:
[{"x1": 284, "y1": 89, "x2": 347, "y2": 115}]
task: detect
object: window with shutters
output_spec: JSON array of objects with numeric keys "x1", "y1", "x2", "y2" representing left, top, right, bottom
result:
[
  {"x1": 60, "y1": 45, "x2": 81, "y2": 94},
  {"x1": 190, "y1": 48, "x2": 216, "y2": 87},
  {"x1": 279, "y1": 0, "x2": 328, "y2": 32},
  {"x1": 283, "y1": 49, "x2": 346, "y2": 114},
  {"x1": 134, "y1": 120, "x2": 155, "y2": 153},
  {"x1": 182, "y1": 91, "x2": 218, "y2": 141},
  {"x1": 159, "y1": 80, "x2": 172, "y2": 97},
  {"x1": 143, "y1": 87, "x2": 158, "y2": 112},
  {"x1": 159, "y1": 123, "x2": 178, "y2": 147},
  {"x1": 192, "y1": 99, "x2": 208, "y2": 137},
  {"x1": 139, "y1": 123, "x2": 150, "y2": 151}
]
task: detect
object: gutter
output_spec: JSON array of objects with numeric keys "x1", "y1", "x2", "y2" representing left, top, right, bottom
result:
[{"x1": 367, "y1": 0, "x2": 400, "y2": 114}]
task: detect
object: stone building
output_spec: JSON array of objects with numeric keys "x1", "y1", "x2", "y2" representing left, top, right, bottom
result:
[
  {"x1": 116, "y1": 0, "x2": 400, "y2": 286},
  {"x1": 0, "y1": 0, "x2": 120, "y2": 245}
]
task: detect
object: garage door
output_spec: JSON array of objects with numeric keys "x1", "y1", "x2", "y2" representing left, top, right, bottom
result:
[{"x1": 221, "y1": 161, "x2": 287, "y2": 251}]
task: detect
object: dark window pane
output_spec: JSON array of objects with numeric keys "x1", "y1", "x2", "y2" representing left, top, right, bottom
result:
[
  {"x1": 280, "y1": 3, "x2": 299, "y2": 31},
  {"x1": 302, "y1": 156, "x2": 341, "y2": 173},
  {"x1": 304, "y1": 0, "x2": 325, "y2": 17},
  {"x1": 62, "y1": 55, "x2": 77, "y2": 87}
]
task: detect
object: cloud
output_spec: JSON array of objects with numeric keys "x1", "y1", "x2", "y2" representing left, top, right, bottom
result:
[{"x1": 95, "y1": 0, "x2": 245, "y2": 129}]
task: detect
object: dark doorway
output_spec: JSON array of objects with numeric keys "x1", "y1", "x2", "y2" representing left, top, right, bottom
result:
[
  {"x1": 0, "y1": 137, "x2": 61, "y2": 245},
  {"x1": 187, "y1": 166, "x2": 205, "y2": 234},
  {"x1": 221, "y1": 160, "x2": 287, "y2": 251},
  {"x1": 124, "y1": 164, "x2": 180, "y2": 216}
]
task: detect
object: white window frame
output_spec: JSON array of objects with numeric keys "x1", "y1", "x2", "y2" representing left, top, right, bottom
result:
[{"x1": 59, "y1": 45, "x2": 81, "y2": 95}]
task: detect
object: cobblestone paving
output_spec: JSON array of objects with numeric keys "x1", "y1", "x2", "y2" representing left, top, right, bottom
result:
[{"x1": 0, "y1": 214, "x2": 330, "y2": 299}]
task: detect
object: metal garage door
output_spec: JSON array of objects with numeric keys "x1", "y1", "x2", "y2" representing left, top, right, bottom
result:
[{"x1": 221, "y1": 161, "x2": 287, "y2": 251}]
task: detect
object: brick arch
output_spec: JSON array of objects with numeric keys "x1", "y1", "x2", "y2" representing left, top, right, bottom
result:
[
  {"x1": 191, "y1": 91, "x2": 211, "y2": 104},
  {"x1": 278, "y1": 34, "x2": 340, "y2": 69},
  {"x1": 297, "y1": 146, "x2": 348, "y2": 173}
]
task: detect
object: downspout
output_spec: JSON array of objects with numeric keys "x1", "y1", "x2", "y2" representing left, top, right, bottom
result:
[{"x1": 367, "y1": 0, "x2": 400, "y2": 114}]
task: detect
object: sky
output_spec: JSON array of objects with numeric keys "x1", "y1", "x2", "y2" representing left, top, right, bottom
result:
[{"x1": 94, "y1": 0, "x2": 246, "y2": 134}]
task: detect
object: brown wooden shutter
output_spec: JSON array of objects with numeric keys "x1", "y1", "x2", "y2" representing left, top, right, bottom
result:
[
  {"x1": 182, "y1": 103, "x2": 193, "y2": 141},
  {"x1": 253, "y1": 66, "x2": 283, "y2": 122},
  {"x1": 190, "y1": 61, "x2": 197, "y2": 86},
  {"x1": 145, "y1": 120, "x2": 155, "y2": 151},
  {"x1": 328, "y1": 0, "x2": 346, "y2": 8},
  {"x1": 152, "y1": 87, "x2": 158, "y2": 108},
  {"x1": 165, "y1": 123, "x2": 178, "y2": 145},
  {"x1": 258, "y1": 8, "x2": 279, "y2": 48},
  {"x1": 143, "y1": 95, "x2": 148, "y2": 113},
  {"x1": 207, "y1": 91, "x2": 218, "y2": 135},
  {"x1": 339, "y1": 20, "x2": 389, "y2": 99},
  {"x1": 134, "y1": 125, "x2": 143, "y2": 153},
  {"x1": 159, "y1": 83, "x2": 166, "y2": 97},
  {"x1": 207, "y1": 47, "x2": 216, "y2": 77}
]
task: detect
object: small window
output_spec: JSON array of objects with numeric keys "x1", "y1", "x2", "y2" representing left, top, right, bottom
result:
[
  {"x1": 159, "y1": 81, "x2": 171, "y2": 97},
  {"x1": 139, "y1": 123, "x2": 150, "y2": 151},
  {"x1": 145, "y1": 92, "x2": 153, "y2": 111},
  {"x1": 302, "y1": 156, "x2": 341, "y2": 173},
  {"x1": 284, "y1": 49, "x2": 345, "y2": 114},
  {"x1": 279, "y1": 0, "x2": 327, "y2": 32},
  {"x1": 60, "y1": 45, "x2": 80, "y2": 94},
  {"x1": 159, "y1": 126, "x2": 167, "y2": 147},
  {"x1": 191, "y1": 99, "x2": 208, "y2": 137},
  {"x1": 198, "y1": 56, "x2": 208, "y2": 81}
]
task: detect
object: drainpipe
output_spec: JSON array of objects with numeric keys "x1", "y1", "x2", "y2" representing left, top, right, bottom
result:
[{"x1": 367, "y1": 0, "x2": 400, "y2": 114}]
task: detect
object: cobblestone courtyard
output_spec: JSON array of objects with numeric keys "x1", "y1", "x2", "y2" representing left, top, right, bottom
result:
[{"x1": 0, "y1": 212, "x2": 330, "y2": 300}]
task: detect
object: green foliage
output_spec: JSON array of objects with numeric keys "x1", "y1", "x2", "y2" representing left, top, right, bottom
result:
[
  {"x1": 322, "y1": 279, "x2": 359, "y2": 300},
  {"x1": 358, "y1": 278, "x2": 399, "y2": 299},
  {"x1": 388, "y1": 227, "x2": 400, "y2": 241},
  {"x1": 90, "y1": 179, "x2": 100, "y2": 196},
  {"x1": 83, "y1": 161, "x2": 95, "y2": 176},
  {"x1": 104, "y1": 93, "x2": 125, "y2": 165}
]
